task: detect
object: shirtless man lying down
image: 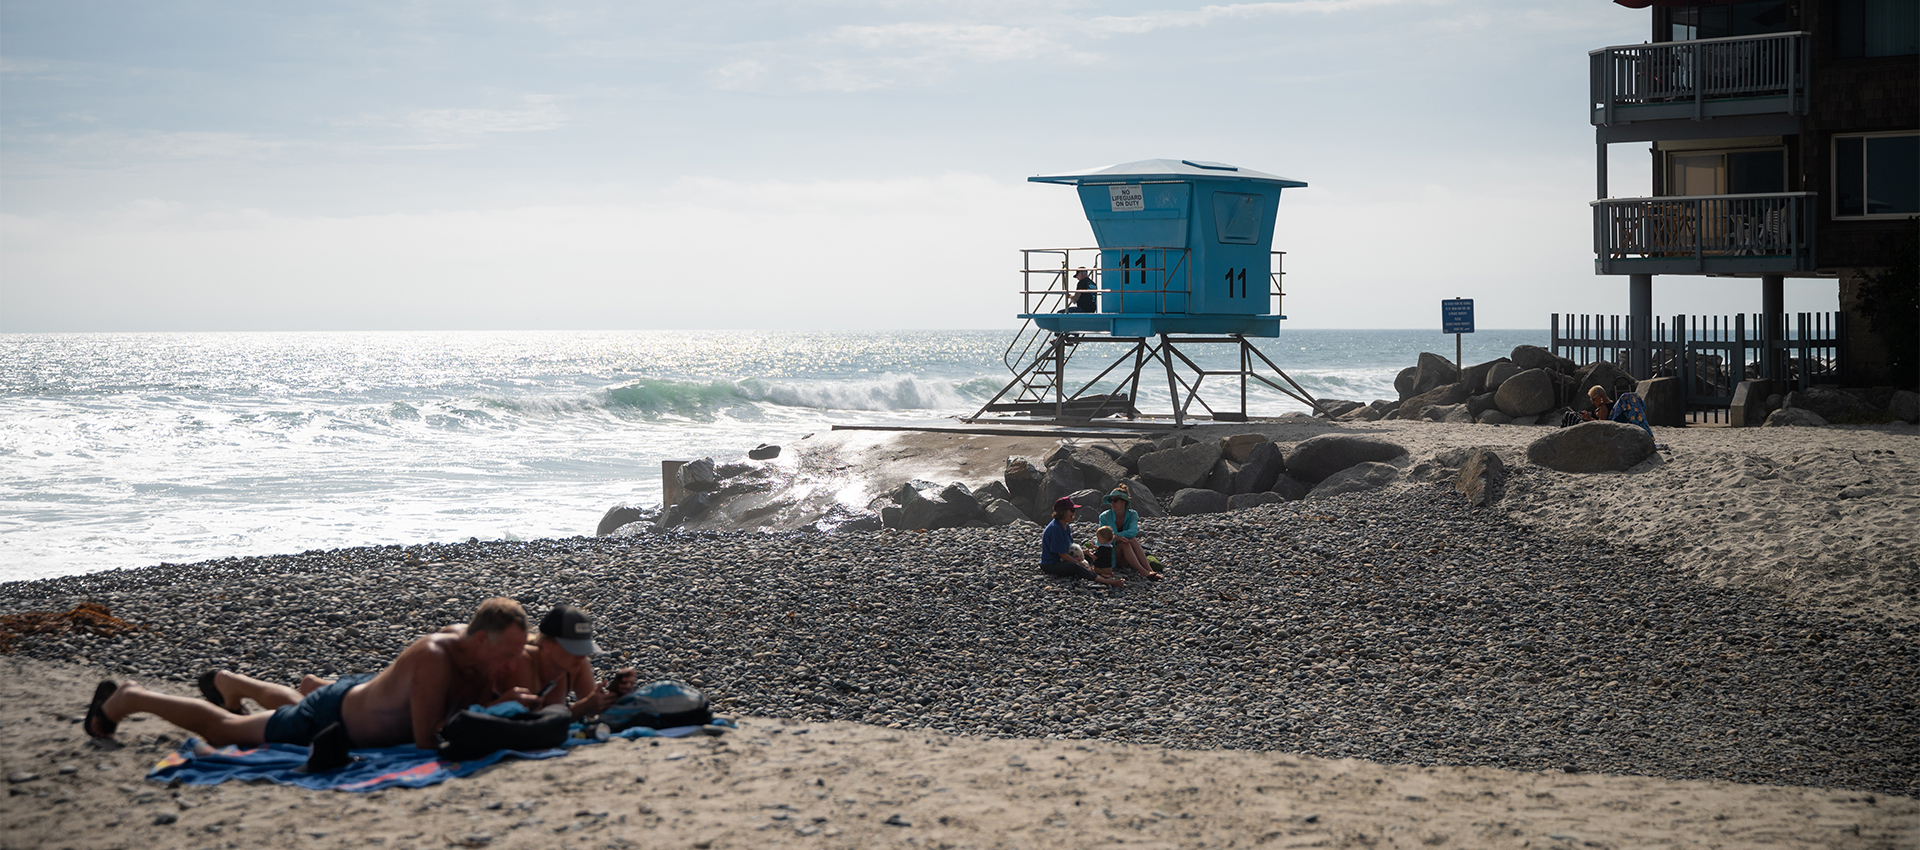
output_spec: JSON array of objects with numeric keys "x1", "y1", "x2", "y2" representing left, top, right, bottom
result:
[{"x1": 85, "y1": 597, "x2": 535, "y2": 750}]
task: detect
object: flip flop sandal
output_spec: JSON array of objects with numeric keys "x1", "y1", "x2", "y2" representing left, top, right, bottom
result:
[
  {"x1": 84, "y1": 680, "x2": 119, "y2": 740},
  {"x1": 195, "y1": 671, "x2": 242, "y2": 714}
]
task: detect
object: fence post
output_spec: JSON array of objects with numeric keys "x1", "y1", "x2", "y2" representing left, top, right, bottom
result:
[
  {"x1": 1677, "y1": 314, "x2": 1691, "y2": 409},
  {"x1": 1735, "y1": 312, "x2": 1746, "y2": 387}
]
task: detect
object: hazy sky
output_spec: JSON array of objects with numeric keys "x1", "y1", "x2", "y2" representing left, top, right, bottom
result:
[{"x1": 0, "y1": 0, "x2": 1839, "y2": 332}]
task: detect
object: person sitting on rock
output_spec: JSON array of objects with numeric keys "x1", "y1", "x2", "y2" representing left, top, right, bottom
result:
[
  {"x1": 1579, "y1": 385, "x2": 1613, "y2": 422},
  {"x1": 86, "y1": 598, "x2": 537, "y2": 750},
  {"x1": 1098, "y1": 485, "x2": 1162, "y2": 581},
  {"x1": 1040, "y1": 496, "x2": 1123, "y2": 587}
]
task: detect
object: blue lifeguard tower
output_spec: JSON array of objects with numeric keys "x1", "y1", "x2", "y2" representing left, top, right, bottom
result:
[{"x1": 970, "y1": 159, "x2": 1328, "y2": 425}]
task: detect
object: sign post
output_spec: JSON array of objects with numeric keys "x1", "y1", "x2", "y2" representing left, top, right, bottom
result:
[{"x1": 1441, "y1": 298, "x2": 1474, "y2": 370}]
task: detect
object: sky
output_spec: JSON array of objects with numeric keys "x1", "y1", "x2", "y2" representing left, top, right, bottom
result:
[{"x1": 0, "y1": 0, "x2": 1841, "y2": 332}]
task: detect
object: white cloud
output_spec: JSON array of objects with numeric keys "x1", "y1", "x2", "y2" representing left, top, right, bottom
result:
[
  {"x1": 406, "y1": 97, "x2": 564, "y2": 135},
  {"x1": 826, "y1": 21, "x2": 1084, "y2": 63},
  {"x1": 713, "y1": 59, "x2": 765, "y2": 90},
  {"x1": 1088, "y1": 0, "x2": 1443, "y2": 35}
]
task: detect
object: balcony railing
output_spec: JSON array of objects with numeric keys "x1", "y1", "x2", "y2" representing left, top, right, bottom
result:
[
  {"x1": 1592, "y1": 192, "x2": 1817, "y2": 275},
  {"x1": 1591, "y1": 32, "x2": 1808, "y2": 125}
]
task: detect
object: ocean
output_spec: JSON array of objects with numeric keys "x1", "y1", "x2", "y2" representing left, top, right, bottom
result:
[{"x1": 0, "y1": 328, "x2": 1545, "y2": 582}]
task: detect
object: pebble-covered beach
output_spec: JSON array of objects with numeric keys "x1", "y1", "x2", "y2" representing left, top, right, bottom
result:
[{"x1": 6, "y1": 480, "x2": 1914, "y2": 799}]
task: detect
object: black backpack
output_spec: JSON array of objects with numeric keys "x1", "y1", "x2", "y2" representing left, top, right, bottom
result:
[
  {"x1": 597, "y1": 680, "x2": 712, "y2": 732},
  {"x1": 436, "y1": 703, "x2": 572, "y2": 761}
]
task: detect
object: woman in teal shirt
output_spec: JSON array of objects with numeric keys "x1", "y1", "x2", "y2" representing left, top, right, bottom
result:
[{"x1": 1097, "y1": 485, "x2": 1163, "y2": 581}]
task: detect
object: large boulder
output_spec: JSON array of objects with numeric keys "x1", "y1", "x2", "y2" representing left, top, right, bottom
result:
[
  {"x1": 1573, "y1": 362, "x2": 1632, "y2": 410},
  {"x1": 1465, "y1": 391, "x2": 1499, "y2": 417},
  {"x1": 1454, "y1": 448, "x2": 1505, "y2": 507},
  {"x1": 1117, "y1": 478, "x2": 1166, "y2": 518},
  {"x1": 1232, "y1": 440, "x2": 1286, "y2": 493},
  {"x1": 1637, "y1": 376, "x2": 1686, "y2": 427},
  {"x1": 1458, "y1": 358, "x2": 1509, "y2": 396},
  {"x1": 596, "y1": 504, "x2": 651, "y2": 536},
  {"x1": 1484, "y1": 361, "x2": 1521, "y2": 392},
  {"x1": 1138, "y1": 441, "x2": 1224, "y2": 491},
  {"x1": 1050, "y1": 446, "x2": 1127, "y2": 496},
  {"x1": 1337, "y1": 402, "x2": 1386, "y2": 422},
  {"x1": 1435, "y1": 404, "x2": 1475, "y2": 424},
  {"x1": 1891, "y1": 389, "x2": 1920, "y2": 424},
  {"x1": 1037, "y1": 462, "x2": 1087, "y2": 510},
  {"x1": 977, "y1": 496, "x2": 1034, "y2": 527},
  {"x1": 1476, "y1": 409, "x2": 1512, "y2": 425},
  {"x1": 1221, "y1": 433, "x2": 1269, "y2": 463},
  {"x1": 1004, "y1": 457, "x2": 1044, "y2": 516},
  {"x1": 1410, "y1": 352, "x2": 1461, "y2": 396},
  {"x1": 1306, "y1": 462, "x2": 1400, "y2": 499},
  {"x1": 1269, "y1": 475, "x2": 1310, "y2": 501},
  {"x1": 1784, "y1": 387, "x2": 1879, "y2": 423},
  {"x1": 1728, "y1": 380, "x2": 1771, "y2": 428},
  {"x1": 1394, "y1": 366, "x2": 1420, "y2": 400},
  {"x1": 1068, "y1": 489, "x2": 1105, "y2": 524},
  {"x1": 1393, "y1": 380, "x2": 1471, "y2": 421},
  {"x1": 1525, "y1": 421, "x2": 1655, "y2": 473},
  {"x1": 1494, "y1": 368, "x2": 1557, "y2": 417},
  {"x1": 887, "y1": 480, "x2": 984, "y2": 530},
  {"x1": 1762, "y1": 407, "x2": 1829, "y2": 427},
  {"x1": 1284, "y1": 435, "x2": 1408, "y2": 484},
  {"x1": 678, "y1": 457, "x2": 720, "y2": 493},
  {"x1": 1205, "y1": 459, "x2": 1240, "y2": 494},
  {"x1": 1511, "y1": 345, "x2": 1575, "y2": 375},
  {"x1": 1118, "y1": 441, "x2": 1157, "y2": 473},
  {"x1": 1314, "y1": 400, "x2": 1366, "y2": 420},
  {"x1": 1168, "y1": 488, "x2": 1231, "y2": 516}
]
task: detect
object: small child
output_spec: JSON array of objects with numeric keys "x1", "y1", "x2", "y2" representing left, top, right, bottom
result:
[{"x1": 1089, "y1": 526, "x2": 1118, "y2": 576}]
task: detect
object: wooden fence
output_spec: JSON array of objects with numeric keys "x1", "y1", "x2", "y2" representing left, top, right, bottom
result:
[{"x1": 1552, "y1": 311, "x2": 1846, "y2": 421}]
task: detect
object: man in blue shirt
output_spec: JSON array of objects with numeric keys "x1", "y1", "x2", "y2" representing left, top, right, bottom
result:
[{"x1": 1040, "y1": 496, "x2": 1124, "y2": 587}]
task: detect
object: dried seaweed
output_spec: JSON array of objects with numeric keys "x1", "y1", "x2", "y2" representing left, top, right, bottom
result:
[{"x1": 0, "y1": 603, "x2": 147, "y2": 654}]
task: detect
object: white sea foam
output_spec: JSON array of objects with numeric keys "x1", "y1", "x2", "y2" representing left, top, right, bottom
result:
[{"x1": 0, "y1": 328, "x2": 1545, "y2": 581}]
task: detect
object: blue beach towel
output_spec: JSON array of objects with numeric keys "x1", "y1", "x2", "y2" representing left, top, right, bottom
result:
[{"x1": 148, "y1": 717, "x2": 736, "y2": 792}]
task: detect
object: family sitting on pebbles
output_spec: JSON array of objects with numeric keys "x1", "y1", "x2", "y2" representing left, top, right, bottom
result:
[
  {"x1": 1039, "y1": 486, "x2": 1165, "y2": 587},
  {"x1": 81, "y1": 599, "x2": 637, "y2": 754}
]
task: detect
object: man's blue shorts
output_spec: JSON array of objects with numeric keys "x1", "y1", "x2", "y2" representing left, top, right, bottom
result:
[{"x1": 263, "y1": 673, "x2": 374, "y2": 745}]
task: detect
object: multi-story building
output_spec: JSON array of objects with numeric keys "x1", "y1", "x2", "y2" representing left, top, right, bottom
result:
[{"x1": 1590, "y1": 0, "x2": 1916, "y2": 383}]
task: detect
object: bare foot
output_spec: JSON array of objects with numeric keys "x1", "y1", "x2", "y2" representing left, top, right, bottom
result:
[
  {"x1": 298, "y1": 674, "x2": 333, "y2": 696},
  {"x1": 1096, "y1": 575, "x2": 1125, "y2": 587}
]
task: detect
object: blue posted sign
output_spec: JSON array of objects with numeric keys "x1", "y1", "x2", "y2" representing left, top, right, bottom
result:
[{"x1": 1442, "y1": 299, "x2": 1475, "y2": 334}]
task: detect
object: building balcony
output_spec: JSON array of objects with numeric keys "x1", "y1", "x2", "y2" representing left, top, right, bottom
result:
[
  {"x1": 1592, "y1": 192, "x2": 1817, "y2": 276},
  {"x1": 1591, "y1": 32, "x2": 1808, "y2": 142}
]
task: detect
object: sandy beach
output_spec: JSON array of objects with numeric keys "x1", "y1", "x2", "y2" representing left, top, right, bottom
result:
[{"x1": 3, "y1": 418, "x2": 1917, "y2": 850}]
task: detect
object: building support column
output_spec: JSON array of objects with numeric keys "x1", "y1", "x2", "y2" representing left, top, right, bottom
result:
[
  {"x1": 1761, "y1": 274, "x2": 1784, "y2": 381},
  {"x1": 1629, "y1": 273, "x2": 1653, "y2": 379}
]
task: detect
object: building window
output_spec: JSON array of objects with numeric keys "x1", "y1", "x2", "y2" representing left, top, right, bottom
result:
[
  {"x1": 1834, "y1": 133, "x2": 1920, "y2": 217},
  {"x1": 1835, "y1": 0, "x2": 1920, "y2": 57},
  {"x1": 1665, "y1": 148, "x2": 1786, "y2": 196},
  {"x1": 1665, "y1": 1, "x2": 1796, "y2": 42}
]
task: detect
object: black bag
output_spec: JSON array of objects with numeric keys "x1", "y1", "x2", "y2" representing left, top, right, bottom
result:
[
  {"x1": 598, "y1": 680, "x2": 712, "y2": 732},
  {"x1": 436, "y1": 703, "x2": 571, "y2": 761}
]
